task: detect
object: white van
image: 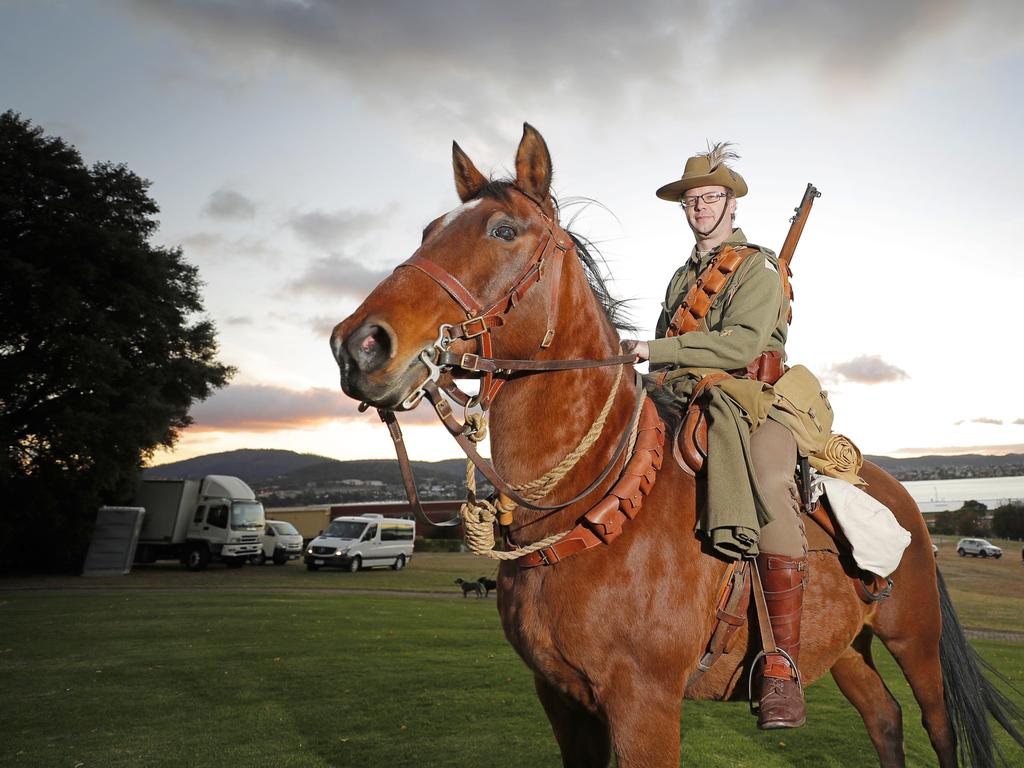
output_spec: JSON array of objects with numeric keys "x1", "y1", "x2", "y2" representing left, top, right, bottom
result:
[
  {"x1": 253, "y1": 519, "x2": 304, "y2": 565},
  {"x1": 304, "y1": 514, "x2": 415, "y2": 572}
]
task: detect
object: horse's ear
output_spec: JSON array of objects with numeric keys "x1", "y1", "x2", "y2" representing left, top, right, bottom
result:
[
  {"x1": 452, "y1": 141, "x2": 487, "y2": 202},
  {"x1": 514, "y1": 123, "x2": 552, "y2": 208}
]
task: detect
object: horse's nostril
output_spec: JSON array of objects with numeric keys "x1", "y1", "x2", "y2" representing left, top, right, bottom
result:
[{"x1": 346, "y1": 323, "x2": 393, "y2": 373}]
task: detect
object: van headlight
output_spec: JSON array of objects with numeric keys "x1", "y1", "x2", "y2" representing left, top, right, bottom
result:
[{"x1": 335, "y1": 548, "x2": 347, "y2": 556}]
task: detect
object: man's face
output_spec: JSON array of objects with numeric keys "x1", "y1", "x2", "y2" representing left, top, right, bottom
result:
[{"x1": 681, "y1": 184, "x2": 736, "y2": 237}]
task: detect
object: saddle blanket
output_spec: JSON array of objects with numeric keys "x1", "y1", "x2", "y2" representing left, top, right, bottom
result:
[{"x1": 817, "y1": 475, "x2": 912, "y2": 578}]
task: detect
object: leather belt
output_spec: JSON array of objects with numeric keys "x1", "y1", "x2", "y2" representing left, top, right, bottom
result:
[{"x1": 729, "y1": 350, "x2": 784, "y2": 385}]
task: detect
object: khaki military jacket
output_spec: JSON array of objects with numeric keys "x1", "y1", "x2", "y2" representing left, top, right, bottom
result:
[{"x1": 648, "y1": 228, "x2": 788, "y2": 370}]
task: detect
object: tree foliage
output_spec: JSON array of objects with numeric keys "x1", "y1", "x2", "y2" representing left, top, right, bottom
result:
[
  {"x1": 992, "y1": 503, "x2": 1024, "y2": 540},
  {"x1": 0, "y1": 112, "x2": 233, "y2": 571}
]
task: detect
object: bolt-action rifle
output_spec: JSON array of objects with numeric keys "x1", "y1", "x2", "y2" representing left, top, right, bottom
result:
[
  {"x1": 777, "y1": 183, "x2": 821, "y2": 325},
  {"x1": 781, "y1": 183, "x2": 822, "y2": 512}
]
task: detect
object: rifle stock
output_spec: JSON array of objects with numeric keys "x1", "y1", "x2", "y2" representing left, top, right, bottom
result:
[{"x1": 779, "y1": 183, "x2": 821, "y2": 269}]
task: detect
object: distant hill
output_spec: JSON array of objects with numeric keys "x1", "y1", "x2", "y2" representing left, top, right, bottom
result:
[
  {"x1": 147, "y1": 448, "x2": 1024, "y2": 488},
  {"x1": 146, "y1": 449, "x2": 470, "y2": 486},
  {"x1": 144, "y1": 449, "x2": 329, "y2": 482}
]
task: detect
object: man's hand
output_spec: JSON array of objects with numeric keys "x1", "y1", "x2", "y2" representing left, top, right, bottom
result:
[{"x1": 621, "y1": 339, "x2": 650, "y2": 362}]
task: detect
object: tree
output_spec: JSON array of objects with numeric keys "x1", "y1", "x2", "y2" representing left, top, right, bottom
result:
[
  {"x1": 992, "y1": 503, "x2": 1024, "y2": 540},
  {"x1": 954, "y1": 500, "x2": 988, "y2": 537},
  {"x1": 0, "y1": 112, "x2": 233, "y2": 571}
]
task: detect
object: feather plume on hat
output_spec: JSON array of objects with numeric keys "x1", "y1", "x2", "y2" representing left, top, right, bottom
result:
[
  {"x1": 655, "y1": 141, "x2": 748, "y2": 200},
  {"x1": 698, "y1": 141, "x2": 740, "y2": 172}
]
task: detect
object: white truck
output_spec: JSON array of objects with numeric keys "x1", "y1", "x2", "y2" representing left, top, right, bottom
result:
[
  {"x1": 305, "y1": 514, "x2": 415, "y2": 572},
  {"x1": 134, "y1": 475, "x2": 265, "y2": 570}
]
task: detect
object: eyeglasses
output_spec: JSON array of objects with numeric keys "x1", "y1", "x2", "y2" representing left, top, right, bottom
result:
[{"x1": 679, "y1": 191, "x2": 730, "y2": 209}]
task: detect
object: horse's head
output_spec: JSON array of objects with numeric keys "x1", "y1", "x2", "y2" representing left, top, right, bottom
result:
[{"x1": 331, "y1": 123, "x2": 573, "y2": 410}]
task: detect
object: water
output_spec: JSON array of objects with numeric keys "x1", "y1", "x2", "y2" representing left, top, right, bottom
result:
[{"x1": 900, "y1": 476, "x2": 1024, "y2": 512}]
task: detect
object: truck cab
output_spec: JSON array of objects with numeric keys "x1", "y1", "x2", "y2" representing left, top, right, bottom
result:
[{"x1": 136, "y1": 475, "x2": 265, "y2": 570}]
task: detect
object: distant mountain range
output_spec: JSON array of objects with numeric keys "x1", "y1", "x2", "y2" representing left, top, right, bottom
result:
[
  {"x1": 144, "y1": 448, "x2": 469, "y2": 486},
  {"x1": 146, "y1": 448, "x2": 1024, "y2": 488}
]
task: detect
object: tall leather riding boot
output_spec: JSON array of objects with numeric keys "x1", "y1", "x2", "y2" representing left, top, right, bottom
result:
[{"x1": 756, "y1": 552, "x2": 807, "y2": 729}]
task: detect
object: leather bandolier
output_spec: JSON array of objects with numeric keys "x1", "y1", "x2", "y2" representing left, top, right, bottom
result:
[{"x1": 663, "y1": 246, "x2": 785, "y2": 475}]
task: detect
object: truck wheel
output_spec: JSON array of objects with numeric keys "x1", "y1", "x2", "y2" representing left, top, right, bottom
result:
[
  {"x1": 980, "y1": 550, "x2": 989, "y2": 558},
  {"x1": 185, "y1": 545, "x2": 210, "y2": 571},
  {"x1": 272, "y1": 553, "x2": 288, "y2": 565},
  {"x1": 957, "y1": 548, "x2": 966, "y2": 557},
  {"x1": 306, "y1": 563, "x2": 320, "y2": 572},
  {"x1": 252, "y1": 551, "x2": 267, "y2": 566},
  {"x1": 348, "y1": 556, "x2": 362, "y2": 573},
  {"x1": 225, "y1": 557, "x2": 245, "y2": 569},
  {"x1": 392, "y1": 554, "x2": 406, "y2": 571}
]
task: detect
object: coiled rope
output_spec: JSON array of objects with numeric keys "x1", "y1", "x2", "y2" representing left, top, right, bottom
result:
[{"x1": 461, "y1": 364, "x2": 638, "y2": 560}]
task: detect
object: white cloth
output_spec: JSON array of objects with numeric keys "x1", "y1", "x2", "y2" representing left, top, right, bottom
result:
[{"x1": 818, "y1": 475, "x2": 912, "y2": 578}]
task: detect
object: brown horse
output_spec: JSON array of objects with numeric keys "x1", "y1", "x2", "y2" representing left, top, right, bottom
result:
[{"x1": 330, "y1": 124, "x2": 1022, "y2": 767}]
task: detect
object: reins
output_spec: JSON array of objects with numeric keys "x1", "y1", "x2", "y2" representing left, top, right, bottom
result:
[{"x1": 369, "y1": 187, "x2": 642, "y2": 545}]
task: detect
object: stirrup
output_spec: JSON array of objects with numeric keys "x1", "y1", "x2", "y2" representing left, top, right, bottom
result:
[{"x1": 747, "y1": 648, "x2": 802, "y2": 713}]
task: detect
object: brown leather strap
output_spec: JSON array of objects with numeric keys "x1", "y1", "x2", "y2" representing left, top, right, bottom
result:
[
  {"x1": 685, "y1": 561, "x2": 752, "y2": 688},
  {"x1": 519, "y1": 397, "x2": 665, "y2": 567},
  {"x1": 377, "y1": 409, "x2": 462, "y2": 528},
  {"x1": 728, "y1": 350, "x2": 785, "y2": 385},
  {"x1": 666, "y1": 246, "x2": 755, "y2": 337},
  {"x1": 750, "y1": 557, "x2": 779, "y2": 656},
  {"x1": 436, "y1": 350, "x2": 638, "y2": 374}
]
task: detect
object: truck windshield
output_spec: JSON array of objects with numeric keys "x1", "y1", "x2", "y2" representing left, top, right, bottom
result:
[
  {"x1": 231, "y1": 502, "x2": 265, "y2": 530},
  {"x1": 323, "y1": 521, "x2": 368, "y2": 540}
]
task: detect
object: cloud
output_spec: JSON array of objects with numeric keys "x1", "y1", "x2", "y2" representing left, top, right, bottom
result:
[
  {"x1": 179, "y1": 232, "x2": 278, "y2": 262},
  {"x1": 189, "y1": 384, "x2": 354, "y2": 431},
  {"x1": 954, "y1": 417, "x2": 1004, "y2": 426},
  {"x1": 827, "y1": 355, "x2": 908, "y2": 384},
  {"x1": 1014, "y1": 418, "x2": 1024, "y2": 425},
  {"x1": 189, "y1": 383, "x2": 436, "y2": 431},
  {"x1": 289, "y1": 206, "x2": 394, "y2": 251},
  {"x1": 222, "y1": 315, "x2": 254, "y2": 327},
  {"x1": 129, "y1": 0, "x2": 1022, "y2": 128},
  {"x1": 288, "y1": 253, "x2": 391, "y2": 300},
  {"x1": 891, "y1": 443, "x2": 1024, "y2": 457},
  {"x1": 203, "y1": 188, "x2": 256, "y2": 220}
]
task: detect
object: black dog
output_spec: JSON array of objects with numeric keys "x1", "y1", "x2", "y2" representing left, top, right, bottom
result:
[
  {"x1": 455, "y1": 578, "x2": 484, "y2": 598},
  {"x1": 477, "y1": 576, "x2": 498, "y2": 597}
]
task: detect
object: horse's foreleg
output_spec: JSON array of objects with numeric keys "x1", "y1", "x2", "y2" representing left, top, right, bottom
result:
[
  {"x1": 603, "y1": 678, "x2": 681, "y2": 768},
  {"x1": 533, "y1": 675, "x2": 612, "y2": 768},
  {"x1": 830, "y1": 629, "x2": 905, "y2": 767}
]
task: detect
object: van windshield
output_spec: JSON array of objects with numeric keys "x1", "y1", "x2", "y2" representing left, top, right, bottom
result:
[
  {"x1": 324, "y1": 521, "x2": 368, "y2": 540},
  {"x1": 231, "y1": 502, "x2": 265, "y2": 530},
  {"x1": 271, "y1": 522, "x2": 299, "y2": 536}
]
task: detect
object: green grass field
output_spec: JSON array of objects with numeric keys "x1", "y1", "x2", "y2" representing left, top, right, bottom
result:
[{"x1": 2, "y1": 547, "x2": 1022, "y2": 767}]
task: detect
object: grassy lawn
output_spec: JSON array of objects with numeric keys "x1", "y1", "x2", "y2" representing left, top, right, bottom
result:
[{"x1": 2, "y1": 545, "x2": 1022, "y2": 767}]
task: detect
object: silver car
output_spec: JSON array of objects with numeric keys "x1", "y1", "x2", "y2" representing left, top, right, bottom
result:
[{"x1": 956, "y1": 538, "x2": 1003, "y2": 559}]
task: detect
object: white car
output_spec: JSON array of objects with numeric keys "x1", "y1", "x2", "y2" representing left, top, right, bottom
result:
[
  {"x1": 956, "y1": 538, "x2": 1003, "y2": 559},
  {"x1": 305, "y1": 514, "x2": 415, "y2": 572},
  {"x1": 253, "y1": 520, "x2": 304, "y2": 565}
]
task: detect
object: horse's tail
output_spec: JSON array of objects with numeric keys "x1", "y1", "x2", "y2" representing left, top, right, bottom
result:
[{"x1": 936, "y1": 567, "x2": 1024, "y2": 766}]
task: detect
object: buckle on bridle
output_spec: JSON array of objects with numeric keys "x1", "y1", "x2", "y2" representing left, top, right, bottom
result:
[
  {"x1": 461, "y1": 316, "x2": 489, "y2": 338},
  {"x1": 459, "y1": 353, "x2": 481, "y2": 371}
]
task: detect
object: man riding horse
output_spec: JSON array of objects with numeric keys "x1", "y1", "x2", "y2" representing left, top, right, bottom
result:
[{"x1": 627, "y1": 144, "x2": 808, "y2": 729}]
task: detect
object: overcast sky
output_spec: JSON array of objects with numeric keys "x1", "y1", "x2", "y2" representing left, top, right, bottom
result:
[{"x1": 3, "y1": 0, "x2": 1023, "y2": 464}]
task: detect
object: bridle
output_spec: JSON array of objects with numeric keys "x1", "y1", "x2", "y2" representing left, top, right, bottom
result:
[{"x1": 368, "y1": 187, "x2": 639, "y2": 527}]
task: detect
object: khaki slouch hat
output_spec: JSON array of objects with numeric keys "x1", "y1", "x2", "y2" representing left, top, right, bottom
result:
[{"x1": 656, "y1": 142, "x2": 748, "y2": 201}]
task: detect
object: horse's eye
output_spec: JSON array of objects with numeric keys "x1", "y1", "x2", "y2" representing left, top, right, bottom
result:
[{"x1": 492, "y1": 225, "x2": 516, "y2": 242}]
